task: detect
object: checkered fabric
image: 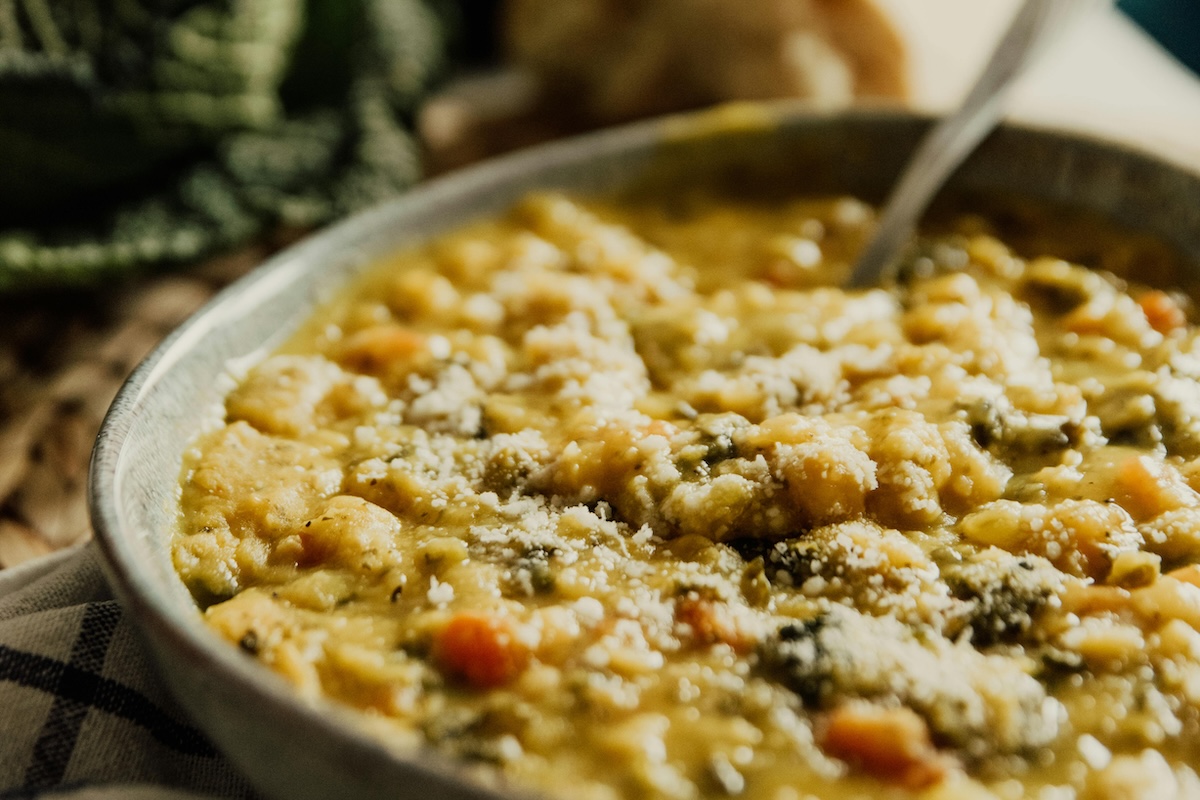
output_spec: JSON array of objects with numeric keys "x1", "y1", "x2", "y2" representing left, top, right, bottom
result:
[{"x1": 0, "y1": 544, "x2": 257, "y2": 799}]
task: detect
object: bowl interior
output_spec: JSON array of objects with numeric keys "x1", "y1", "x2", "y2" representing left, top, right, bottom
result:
[{"x1": 90, "y1": 106, "x2": 1200, "y2": 800}]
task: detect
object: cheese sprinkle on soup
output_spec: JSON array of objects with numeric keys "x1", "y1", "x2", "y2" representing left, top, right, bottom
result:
[{"x1": 174, "y1": 193, "x2": 1200, "y2": 800}]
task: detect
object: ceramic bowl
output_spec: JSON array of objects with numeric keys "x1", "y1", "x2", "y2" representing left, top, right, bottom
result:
[{"x1": 89, "y1": 106, "x2": 1200, "y2": 800}]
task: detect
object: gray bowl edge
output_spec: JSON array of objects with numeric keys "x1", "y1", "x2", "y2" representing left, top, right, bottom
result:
[{"x1": 88, "y1": 104, "x2": 1200, "y2": 800}]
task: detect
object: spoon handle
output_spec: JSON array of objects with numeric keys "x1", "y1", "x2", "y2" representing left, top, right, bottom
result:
[{"x1": 846, "y1": 0, "x2": 1107, "y2": 289}]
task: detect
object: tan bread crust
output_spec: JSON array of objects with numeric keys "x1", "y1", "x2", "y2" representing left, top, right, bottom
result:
[{"x1": 503, "y1": 0, "x2": 910, "y2": 121}]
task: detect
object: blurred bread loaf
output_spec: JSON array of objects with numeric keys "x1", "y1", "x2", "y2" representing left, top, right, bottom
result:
[{"x1": 504, "y1": 0, "x2": 911, "y2": 121}]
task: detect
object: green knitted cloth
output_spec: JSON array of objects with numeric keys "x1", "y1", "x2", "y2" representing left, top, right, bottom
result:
[{"x1": 0, "y1": 0, "x2": 455, "y2": 290}]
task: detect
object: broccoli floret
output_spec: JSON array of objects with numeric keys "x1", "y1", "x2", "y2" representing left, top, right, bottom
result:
[
  {"x1": 942, "y1": 550, "x2": 1063, "y2": 646},
  {"x1": 758, "y1": 606, "x2": 1061, "y2": 760}
]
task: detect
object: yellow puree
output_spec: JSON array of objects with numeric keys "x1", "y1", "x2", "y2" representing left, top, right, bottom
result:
[{"x1": 174, "y1": 193, "x2": 1200, "y2": 800}]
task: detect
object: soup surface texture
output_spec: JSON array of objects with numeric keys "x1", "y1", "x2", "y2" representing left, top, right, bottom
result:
[{"x1": 174, "y1": 193, "x2": 1200, "y2": 800}]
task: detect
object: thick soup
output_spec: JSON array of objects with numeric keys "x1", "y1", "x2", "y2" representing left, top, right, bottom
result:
[{"x1": 174, "y1": 193, "x2": 1200, "y2": 799}]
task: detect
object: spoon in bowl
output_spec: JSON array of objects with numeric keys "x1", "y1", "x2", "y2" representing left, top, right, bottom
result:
[{"x1": 846, "y1": 0, "x2": 1109, "y2": 289}]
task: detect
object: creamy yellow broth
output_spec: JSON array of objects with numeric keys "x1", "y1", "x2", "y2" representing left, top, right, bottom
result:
[{"x1": 174, "y1": 192, "x2": 1200, "y2": 800}]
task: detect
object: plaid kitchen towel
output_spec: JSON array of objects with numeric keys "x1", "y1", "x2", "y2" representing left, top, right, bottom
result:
[{"x1": 0, "y1": 543, "x2": 256, "y2": 800}]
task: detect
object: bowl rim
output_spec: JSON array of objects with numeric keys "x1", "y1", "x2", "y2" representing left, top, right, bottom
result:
[{"x1": 87, "y1": 102, "x2": 1200, "y2": 796}]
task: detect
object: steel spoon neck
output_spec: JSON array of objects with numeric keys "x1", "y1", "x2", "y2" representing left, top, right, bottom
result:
[{"x1": 846, "y1": 0, "x2": 1108, "y2": 289}]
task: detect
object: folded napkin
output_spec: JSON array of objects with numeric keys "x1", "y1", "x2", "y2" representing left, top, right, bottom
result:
[{"x1": 0, "y1": 543, "x2": 257, "y2": 799}]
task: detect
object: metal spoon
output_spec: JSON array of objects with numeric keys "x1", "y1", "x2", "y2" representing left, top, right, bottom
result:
[{"x1": 847, "y1": 0, "x2": 1107, "y2": 288}]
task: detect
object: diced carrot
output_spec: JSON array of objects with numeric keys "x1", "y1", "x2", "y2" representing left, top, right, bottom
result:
[
  {"x1": 674, "y1": 596, "x2": 753, "y2": 653},
  {"x1": 1064, "y1": 575, "x2": 1200, "y2": 632},
  {"x1": 820, "y1": 704, "x2": 950, "y2": 790},
  {"x1": 1139, "y1": 290, "x2": 1187, "y2": 335},
  {"x1": 761, "y1": 259, "x2": 802, "y2": 288},
  {"x1": 1062, "y1": 303, "x2": 1108, "y2": 337},
  {"x1": 1115, "y1": 455, "x2": 1196, "y2": 522},
  {"x1": 433, "y1": 612, "x2": 530, "y2": 689},
  {"x1": 337, "y1": 325, "x2": 429, "y2": 374},
  {"x1": 1168, "y1": 565, "x2": 1200, "y2": 589},
  {"x1": 642, "y1": 419, "x2": 678, "y2": 439}
]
